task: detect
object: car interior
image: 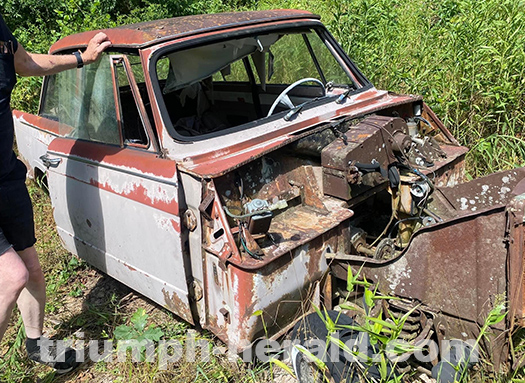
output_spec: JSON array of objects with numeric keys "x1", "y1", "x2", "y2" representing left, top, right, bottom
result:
[{"x1": 153, "y1": 28, "x2": 356, "y2": 139}]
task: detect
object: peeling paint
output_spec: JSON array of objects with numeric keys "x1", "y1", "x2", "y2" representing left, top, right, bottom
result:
[{"x1": 386, "y1": 256, "x2": 412, "y2": 291}]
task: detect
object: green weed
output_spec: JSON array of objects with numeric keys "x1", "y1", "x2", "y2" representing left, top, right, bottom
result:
[
  {"x1": 0, "y1": 318, "x2": 29, "y2": 383},
  {"x1": 114, "y1": 307, "x2": 165, "y2": 359}
]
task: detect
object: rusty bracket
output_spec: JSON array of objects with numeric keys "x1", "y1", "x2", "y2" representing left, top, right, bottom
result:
[
  {"x1": 219, "y1": 307, "x2": 230, "y2": 324},
  {"x1": 199, "y1": 192, "x2": 215, "y2": 220},
  {"x1": 289, "y1": 166, "x2": 328, "y2": 213},
  {"x1": 217, "y1": 242, "x2": 233, "y2": 271}
]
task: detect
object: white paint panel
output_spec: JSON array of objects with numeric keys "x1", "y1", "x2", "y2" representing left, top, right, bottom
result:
[
  {"x1": 13, "y1": 118, "x2": 56, "y2": 177},
  {"x1": 46, "y1": 147, "x2": 193, "y2": 323}
]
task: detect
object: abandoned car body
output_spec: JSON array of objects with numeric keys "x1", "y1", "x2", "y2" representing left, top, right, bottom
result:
[{"x1": 13, "y1": 9, "x2": 525, "y2": 374}]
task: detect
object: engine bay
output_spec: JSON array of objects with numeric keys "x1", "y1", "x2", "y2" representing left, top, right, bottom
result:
[{"x1": 208, "y1": 101, "x2": 469, "y2": 265}]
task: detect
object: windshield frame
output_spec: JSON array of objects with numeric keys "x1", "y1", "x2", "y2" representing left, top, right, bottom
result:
[{"x1": 149, "y1": 21, "x2": 373, "y2": 143}]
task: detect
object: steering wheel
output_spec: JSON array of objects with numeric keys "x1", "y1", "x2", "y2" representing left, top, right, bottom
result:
[{"x1": 267, "y1": 77, "x2": 326, "y2": 117}]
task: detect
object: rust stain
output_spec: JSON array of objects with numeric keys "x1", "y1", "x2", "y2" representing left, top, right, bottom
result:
[{"x1": 162, "y1": 288, "x2": 194, "y2": 324}]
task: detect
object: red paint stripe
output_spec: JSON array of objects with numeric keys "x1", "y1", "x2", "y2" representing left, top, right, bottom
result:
[
  {"x1": 170, "y1": 218, "x2": 181, "y2": 233},
  {"x1": 13, "y1": 111, "x2": 73, "y2": 136},
  {"x1": 89, "y1": 178, "x2": 180, "y2": 219},
  {"x1": 48, "y1": 138, "x2": 177, "y2": 179}
]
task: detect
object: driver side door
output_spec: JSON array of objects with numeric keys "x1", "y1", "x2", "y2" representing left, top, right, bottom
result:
[{"x1": 41, "y1": 54, "x2": 194, "y2": 324}]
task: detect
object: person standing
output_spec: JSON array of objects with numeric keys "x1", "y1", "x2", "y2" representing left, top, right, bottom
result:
[{"x1": 0, "y1": 13, "x2": 110, "y2": 373}]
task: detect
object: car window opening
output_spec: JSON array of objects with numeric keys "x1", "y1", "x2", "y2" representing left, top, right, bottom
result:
[{"x1": 156, "y1": 28, "x2": 357, "y2": 139}]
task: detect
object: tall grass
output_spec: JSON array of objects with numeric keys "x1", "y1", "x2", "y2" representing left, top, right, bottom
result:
[{"x1": 259, "y1": 0, "x2": 525, "y2": 177}]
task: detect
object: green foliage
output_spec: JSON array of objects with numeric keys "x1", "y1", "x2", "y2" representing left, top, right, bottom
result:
[
  {"x1": 114, "y1": 308, "x2": 165, "y2": 343},
  {"x1": 114, "y1": 308, "x2": 165, "y2": 361},
  {"x1": 336, "y1": 271, "x2": 413, "y2": 382},
  {"x1": 0, "y1": 318, "x2": 28, "y2": 383},
  {"x1": 46, "y1": 255, "x2": 86, "y2": 313},
  {"x1": 321, "y1": 0, "x2": 525, "y2": 177}
]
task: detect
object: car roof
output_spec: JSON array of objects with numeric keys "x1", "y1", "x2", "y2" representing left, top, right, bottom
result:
[{"x1": 49, "y1": 9, "x2": 319, "y2": 54}]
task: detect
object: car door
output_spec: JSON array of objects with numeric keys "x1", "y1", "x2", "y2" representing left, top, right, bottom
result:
[{"x1": 41, "y1": 54, "x2": 194, "y2": 324}]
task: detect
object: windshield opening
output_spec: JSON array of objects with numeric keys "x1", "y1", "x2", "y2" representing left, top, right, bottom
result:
[{"x1": 155, "y1": 27, "x2": 361, "y2": 139}]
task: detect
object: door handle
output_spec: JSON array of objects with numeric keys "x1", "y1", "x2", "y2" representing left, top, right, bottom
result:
[{"x1": 40, "y1": 154, "x2": 62, "y2": 168}]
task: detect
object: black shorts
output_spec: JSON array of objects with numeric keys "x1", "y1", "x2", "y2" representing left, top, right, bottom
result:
[{"x1": 0, "y1": 179, "x2": 36, "y2": 254}]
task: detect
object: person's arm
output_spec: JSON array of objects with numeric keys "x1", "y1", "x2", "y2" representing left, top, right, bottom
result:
[{"x1": 14, "y1": 32, "x2": 111, "y2": 77}]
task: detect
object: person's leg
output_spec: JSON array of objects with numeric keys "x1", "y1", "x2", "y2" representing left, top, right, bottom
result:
[
  {"x1": 0, "y1": 247, "x2": 29, "y2": 342},
  {"x1": 15, "y1": 244, "x2": 79, "y2": 373},
  {"x1": 0, "y1": 177, "x2": 41, "y2": 340},
  {"x1": 16, "y1": 245, "x2": 45, "y2": 339}
]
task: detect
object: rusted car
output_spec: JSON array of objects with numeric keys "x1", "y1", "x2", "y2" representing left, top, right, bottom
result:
[{"x1": 13, "y1": 9, "x2": 525, "y2": 378}]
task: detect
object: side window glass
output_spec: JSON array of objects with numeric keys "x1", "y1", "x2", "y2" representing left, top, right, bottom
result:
[
  {"x1": 127, "y1": 55, "x2": 146, "y2": 84},
  {"x1": 40, "y1": 54, "x2": 121, "y2": 145},
  {"x1": 114, "y1": 59, "x2": 149, "y2": 146}
]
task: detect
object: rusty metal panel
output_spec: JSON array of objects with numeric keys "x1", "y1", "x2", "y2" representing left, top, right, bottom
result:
[
  {"x1": 357, "y1": 169, "x2": 525, "y2": 329},
  {"x1": 436, "y1": 168, "x2": 525, "y2": 215},
  {"x1": 426, "y1": 146, "x2": 467, "y2": 187},
  {"x1": 508, "y1": 191, "x2": 525, "y2": 327},
  {"x1": 364, "y1": 210, "x2": 507, "y2": 327},
  {"x1": 321, "y1": 115, "x2": 407, "y2": 200},
  {"x1": 203, "y1": 228, "x2": 340, "y2": 352}
]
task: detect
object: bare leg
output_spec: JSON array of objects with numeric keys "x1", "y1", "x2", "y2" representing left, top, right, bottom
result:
[
  {"x1": 16, "y1": 246, "x2": 46, "y2": 339},
  {"x1": 0, "y1": 247, "x2": 29, "y2": 342}
]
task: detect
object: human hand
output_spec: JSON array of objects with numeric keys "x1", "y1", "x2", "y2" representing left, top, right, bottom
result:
[{"x1": 82, "y1": 32, "x2": 111, "y2": 65}]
